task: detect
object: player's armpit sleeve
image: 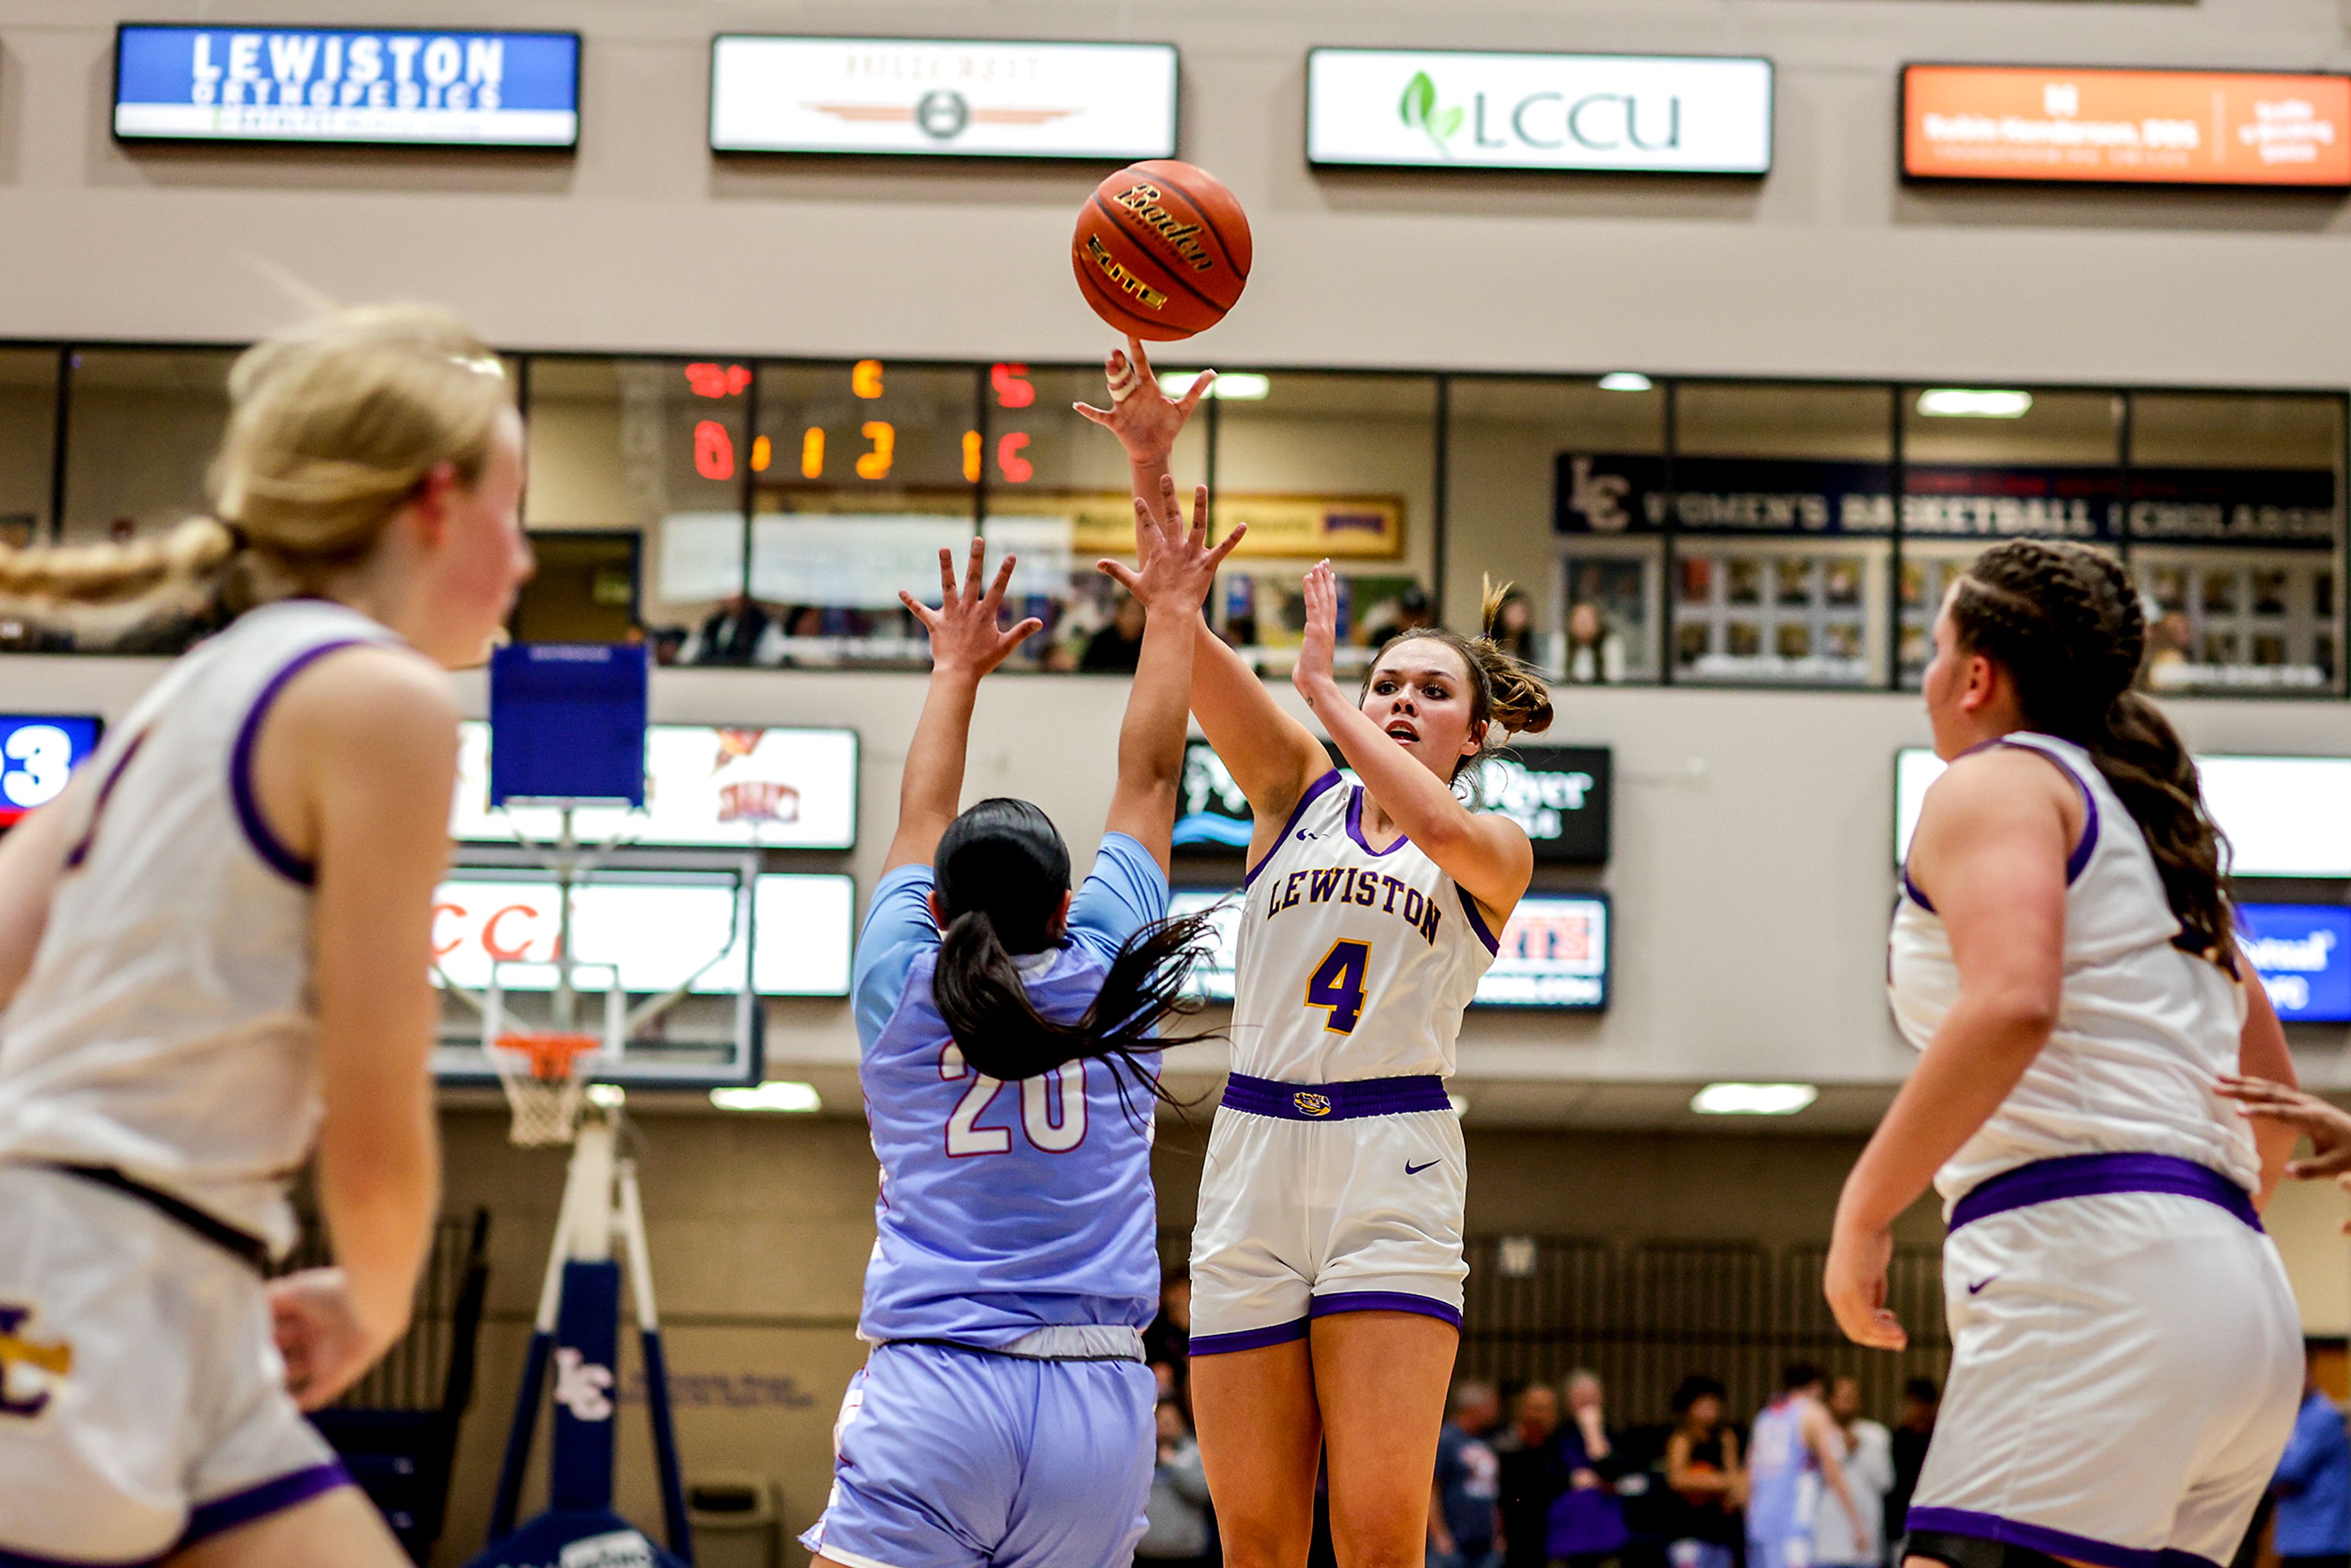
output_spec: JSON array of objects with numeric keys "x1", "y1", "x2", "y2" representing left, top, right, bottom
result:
[
  {"x1": 853, "y1": 865, "x2": 940, "y2": 1049},
  {"x1": 1064, "y1": 831, "x2": 1171, "y2": 969}
]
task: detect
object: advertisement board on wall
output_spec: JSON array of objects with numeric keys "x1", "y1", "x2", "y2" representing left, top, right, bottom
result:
[
  {"x1": 2238, "y1": 904, "x2": 2351, "y2": 1023},
  {"x1": 452, "y1": 721, "x2": 858, "y2": 849},
  {"x1": 1170, "y1": 888, "x2": 1609, "y2": 1010},
  {"x1": 1307, "y1": 48, "x2": 1772, "y2": 174},
  {"x1": 113, "y1": 24, "x2": 581, "y2": 146},
  {"x1": 1902, "y1": 64, "x2": 2351, "y2": 187},
  {"x1": 1897, "y1": 748, "x2": 2351, "y2": 878},
  {"x1": 710, "y1": 36, "x2": 1178, "y2": 159}
]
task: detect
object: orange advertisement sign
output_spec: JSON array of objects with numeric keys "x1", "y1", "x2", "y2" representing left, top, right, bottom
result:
[{"x1": 1903, "y1": 65, "x2": 2351, "y2": 186}]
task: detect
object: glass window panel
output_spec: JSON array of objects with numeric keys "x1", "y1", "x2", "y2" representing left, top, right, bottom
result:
[
  {"x1": 0, "y1": 350, "x2": 56, "y2": 546},
  {"x1": 1209, "y1": 373, "x2": 1437, "y2": 683},
  {"x1": 2128, "y1": 392, "x2": 2343, "y2": 697},
  {"x1": 61, "y1": 348, "x2": 236, "y2": 543},
  {"x1": 524, "y1": 356, "x2": 748, "y2": 661},
  {"x1": 751, "y1": 362, "x2": 977, "y2": 670},
  {"x1": 1450, "y1": 376, "x2": 1663, "y2": 685},
  {"x1": 1674, "y1": 382, "x2": 1894, "y2": 687},
  {"x1": 1899, "y1": 389, "x2": 2123, "y2": 683},
  {"x1": 978, "y1": 361, "x2": 1207, "y2": 673}
]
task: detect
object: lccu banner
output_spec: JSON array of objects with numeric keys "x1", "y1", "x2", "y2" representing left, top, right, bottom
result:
[
  {"x1": 1557, "y1": 452, "x2": 2336, "y2": 547},
  {"x1": 113, "y1": 25, "x2": 580, "y2": 147}
]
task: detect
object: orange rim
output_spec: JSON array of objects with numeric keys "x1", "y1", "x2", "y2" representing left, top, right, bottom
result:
[{"x1": 493, "y1": 1032, "x2": 602, "y2": 1084}]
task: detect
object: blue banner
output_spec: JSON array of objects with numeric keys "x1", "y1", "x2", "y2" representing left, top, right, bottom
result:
[
  {"x1": 2240, "y1": 904, "x2": 2351, "y2": 1023},
  {"x1": 114, "y1": 25, "x2": 579, "y2": 147},
  {"x1": 1558, "y1": 452, "x2": 2337, "y2": 547},
  {"x1": 0, "y1": 715, "x2": 100, "y2": 827}
]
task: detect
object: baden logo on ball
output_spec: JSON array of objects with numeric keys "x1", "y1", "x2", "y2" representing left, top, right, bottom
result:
[{"x1": 1072, "y1": 159, "x2": 1253, "y2": 340}]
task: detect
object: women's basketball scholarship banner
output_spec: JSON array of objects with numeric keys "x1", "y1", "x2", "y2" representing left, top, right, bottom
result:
[{"x1": 112, "y1": 24, "x2": 581, "y2": 146}]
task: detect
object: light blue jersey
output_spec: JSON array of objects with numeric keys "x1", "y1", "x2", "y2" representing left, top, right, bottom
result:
[
  {"x1": 852, "y1": 832, "x2": 1168, "y2": 1349},
  {"x1": 1747, "y1": 1397, "x2": 1813, "y2": 1555}
]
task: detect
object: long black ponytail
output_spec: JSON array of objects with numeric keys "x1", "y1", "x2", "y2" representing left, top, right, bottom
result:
[
  {"x1": 1945, "y1": 539, "x2": 2237, "y2": 974},
  {"x1": 930, "y1": 798, "x2": 1221, "y2": 1109}
]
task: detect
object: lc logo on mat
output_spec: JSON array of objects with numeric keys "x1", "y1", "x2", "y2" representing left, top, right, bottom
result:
[
  {"x1": 553, "y1": 1346, "x2": 616, "y2": 1422},
  {"x1": 0, "y1": 1302, "x2": 72, "y2": 1418}
]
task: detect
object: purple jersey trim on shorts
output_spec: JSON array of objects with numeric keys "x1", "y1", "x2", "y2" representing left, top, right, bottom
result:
[
  {"x1": 1906, "y1": 1507, "x2": 2221, "y2": 1568},
  {"x1": 1220, "y1": 1073, "x2": 1450, "y2": 1120},
  {"x1": 1243, "y1": 770, "x2": 1344, "y2": 890},
  {"x1": 1309, "y1": 1290, "x2": 1462, "y2": 1329},
  {"x1": 1455, "y1": 886, "x2": 1501, "y2": 955},
  {"x1": 1948, "y1": 1151, "x2": 2259, "y2": 1234},
  {"x1": 1189, "y1": 1316, "x2": 1310, "y2": 1357},
  {"x1": 181, "y1": 1460, "x2": 356, "y2": 1545},
  {"x1": 229, "y1": 639, "x2": 374, "y2": 888}
]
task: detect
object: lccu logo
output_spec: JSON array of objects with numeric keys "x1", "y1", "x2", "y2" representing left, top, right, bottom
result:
[{"x1": 1396, "y1": 69, "x2": 1684, "y2": 159}]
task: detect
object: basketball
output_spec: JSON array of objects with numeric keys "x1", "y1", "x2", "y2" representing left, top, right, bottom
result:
[{"x1": 1071, "y1": 159, "x2": 1253, "y2": 340}]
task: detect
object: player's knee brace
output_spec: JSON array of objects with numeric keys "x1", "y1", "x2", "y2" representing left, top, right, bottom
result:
[{"x1": 1905, "y1": 1529, "x2": 2072, "y2": 1568}]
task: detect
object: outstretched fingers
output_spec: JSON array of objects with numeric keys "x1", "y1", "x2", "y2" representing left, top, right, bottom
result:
[
  {"x1": 1204, "y1": 520, "x2": 1248, "y2": 571},
  {"x1": 983, "y1": 550, "x2": 1018, "y2": 613},
  {"x1": 897, "y1": 589, "x2": 941, "y2": 631},
  {"x1": 934, "y1": 546, "x2": 958, "y2": 606},
  {"x1": 1176, "y1": 369, "x2": 1217, "y2": 419},
  {"x1": 960, "y1": 535, "x2": 989, "y2": 602}
]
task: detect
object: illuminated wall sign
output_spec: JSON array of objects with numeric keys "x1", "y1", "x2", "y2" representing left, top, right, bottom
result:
[
  {"x1": 432, "y1": 871, "x2": 854, "y2": 997},
  {"x1": 113, "y1": 25, "x2": 581, "y2": 147},
  {"x1": 710, "y1": 36, "x2": 1178, "y2": 159},
  {"x1": 1559, "y1": 453, "x2": 2336, "y2": 547},
  {"x1": 1903, "y1": 64, "x2": 2351, "y2": 187},
  {"x1": 0, "y1": 715, "x2": 102, "y2": 828},
  {"x1": 2240, "y1": 905, "x2": 2351, "y2": 1022},
  {"x1": 1171, "y1": 888, "x2": 1610, "y2": 1010},
  {"x1": 1897, "y1": 748, "x2": 2351, "y2": 877},
  {"x1": 1307, "y1": 48, "x2": 1772, "y2": 174},
  {"x1": 1174, "y1": 738, "x2": 1612, "y2": 865},
  {"x1": 453, "y1": 722, "x2": 858, "y2": 849}
]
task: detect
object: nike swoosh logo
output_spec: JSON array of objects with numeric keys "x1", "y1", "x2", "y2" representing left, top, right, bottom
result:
[
  {"x1": 1405, "y1": 1159, "x2": 1440, "y2": 1175},
  {"x1": 1967, "y1": 1276, "x2": 1997, "y2": 1295}
]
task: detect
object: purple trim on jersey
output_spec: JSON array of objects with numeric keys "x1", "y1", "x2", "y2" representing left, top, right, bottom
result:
[
  {"x1": 230, "y1": 639, "x2": 373, "y2": 888},
  {"x1": 1905, "y1": 1507, "x2": 2221, "y2": 1568},
  {"x1": 1995, "y1": 740, "x2": 2099, "y2": 882},
  {"x1": 62, "y1": 730, "x2": 150, "y2": 870},
  {"x1": 1190, "y1": 1316, "x2": 1310, "y2": 1356},
  {"x1": 1900, "y1": 866, "x2": 1935, "y2": 913},
  {"x1": 1948, "y1": 1152, "x2": 2259, "y2": 1235},
  {"x1": 1344, "y1": 786, "x2": 1409, "y2": 859},
  {"x1": 181, "y1": 1461, "x2": 356, "y2": 1545},
  {"x1": 1243, "y1": 770, "x2": 1344, "y2": 890},
  {"x1": 0, "y1": 1545, "x2": 167, "y2": 1567},
  {"x1": 1220, "y1": 1072, "x2": 1450, "y2": 1120},
  {"x1": 1455, "y1": 887, "x2": 1500, "y2": 955},
  {"x1": 1309, "y1": 1290, "x2": 1462, "y2": 1330}
]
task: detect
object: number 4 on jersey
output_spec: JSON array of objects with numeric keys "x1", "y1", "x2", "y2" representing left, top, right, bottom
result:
[{"x1": 1305, "y1": 940, "x2": 1371, "y2": 1034}]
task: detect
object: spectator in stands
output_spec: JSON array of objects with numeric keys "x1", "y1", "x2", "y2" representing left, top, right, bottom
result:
[
  {"x1": 1488, "y1": 589, "x2": 1539, "y2": 666},
  {"x1": 1082, "y1": 591, "x2": 1147, "y2": 672},
  {"x1": 1431, "y1": 1381, "x2": 1504, "y2": 1568},
  {"x1": 1144, "y1": 1274, "x2": 1192, "y2": 1406},
  {"x1": 1749, "y1": 1365, "x2": 1865, "y2": 1568},
  {"x1": 1370, "y1": 585, "x2": 1437, "y2": 650},
  {"x1": 1562, "y1": 602, "x2": 1626, "y2": 685},
  {"x1": 1138, "y1": 1397, "x2": 1215, "y2": 1568},
  {"x1": 1884, "y1": 1378, "x2": 1938, "y2": 1551},
  {"x1": 1812, "y1": 1377, "x2": 1892, "y2": 1568},
  {"x1": 2271, "y1": 1360, "x2": 2351, "y2": 1568},
  {"x1": 1549, "y1": 1370, "x2": 1630, "y2": 1568},
  {"x1": 1498, "y1": 1384, "x2": 1570, "y2": 1568},
  {"x1": 1665, "y1": 1375, "x2": 1744, "y2": 1568},
  {"x1": 2143, "y1": 609, "x2": 2196, "y2": 691},
  {"x1": 691, "y1": 591, "x2": 769, "y2": 666}
]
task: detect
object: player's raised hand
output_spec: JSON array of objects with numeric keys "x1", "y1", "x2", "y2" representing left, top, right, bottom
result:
[
  {"x1": 1292, "y1": 559, "x2": 1341, "y2": 700},
  {"x1": 2221, "y1": 1075, "x2": 2351, "y2": 1187},
  {"x1": 1073, "y1": 335, "x2": 1215, "y2": 460},
  {"x1": 1822, "y1": 1217, "x2": 1907, "y2": 1351},
  {"x1": 900, "y1": 537, "x2": 1042, "y2": 680},
  {"x1": 1098, "y1": 471, "x2": 1244, "y2": 616}
]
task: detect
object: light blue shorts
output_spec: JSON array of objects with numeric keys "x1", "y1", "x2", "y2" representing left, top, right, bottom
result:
[{"x1": 802, "y1": 1341, "x2": 1155, "y2": 1568}]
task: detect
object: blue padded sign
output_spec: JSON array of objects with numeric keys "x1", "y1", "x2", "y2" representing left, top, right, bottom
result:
[{"x1": 488, "y1": 644, "x2": 648, "y2": 807}]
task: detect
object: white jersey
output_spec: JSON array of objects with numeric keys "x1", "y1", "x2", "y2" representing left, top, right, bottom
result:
[
  {"x1": 1229, "y1": 770, "x2": 1500, "y2": 1082},
  {"x1": 1888, "y1": 732, "x2": 2258, "y2": 1207},
  {"x1": 0, "y1": 599, "x2": 397, "y2": 1255}
]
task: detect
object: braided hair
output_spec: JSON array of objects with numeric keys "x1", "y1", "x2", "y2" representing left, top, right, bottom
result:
[
  {"x1": 1945, "y1": 539, "x2": 2236, "y2": 974},
  {"x1": 1362, "y1": 576, "x2": 1557, "y2": 782}
]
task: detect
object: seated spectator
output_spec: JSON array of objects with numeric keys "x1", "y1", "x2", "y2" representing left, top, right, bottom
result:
[
  {"x1": 2272, "y1": 1360, "x2": 2351, "y2": 1568},
  {"x1": 1082, "y1": 591, "x2": 1147, "y2": 672},
  {"x1": 691, "y1": 592, "x2": 770, "y2": 666},
  {"x1": 1885, "y1": 1378, "x2": 1938, "y2": 1553},
  {"x1": 1137, "y1": 1398, "x2": 1214, "y2": 1568},
  {"x1": 1665, "y1": 1375, "x2": 1743, "y2": 1568},
  {"x1": 1498, "y1": 1384, "x2": 1569, "y2": 1568},
  {"x1": 1431, "y1": 1381, "x2": 1504, "y2": 1568},
  {"x1": 1550, "y1": 1370, "x2": 1630, "y2": 1568},
  {"x1": 1812, "y1": 1378, "x2": 1891, "y2": 1568}
]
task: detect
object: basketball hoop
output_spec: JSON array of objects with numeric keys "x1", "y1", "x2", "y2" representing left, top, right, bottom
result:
[{"x1": 492, "y1": 1031, "x2": 602, "y2": 1147}]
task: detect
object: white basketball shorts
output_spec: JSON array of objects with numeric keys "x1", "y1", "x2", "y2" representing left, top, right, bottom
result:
[
  {"x1": 1908, "y1": 1155, "x2": 2302, "y2": 1568},
  {"x1": 0, "y1": 1165, "x2": 350, "y2": 1562},
  {"x1": 1188, "y1": 1074, "x2": 1467, "y2": 1354}
]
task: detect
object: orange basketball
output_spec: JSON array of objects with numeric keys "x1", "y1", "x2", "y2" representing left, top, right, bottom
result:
[{"x1": 1072, "y1": 160, "x2": 1253, "y2": 341}]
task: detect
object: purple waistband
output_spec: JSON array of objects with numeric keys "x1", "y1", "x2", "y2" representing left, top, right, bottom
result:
[
  {"x1": 1949, "y1": 1152, "x2": 2260, "y2": 1234},
  {"x1": 1220, "y1": 1073, "x2": 1450, "y2": 1121}
]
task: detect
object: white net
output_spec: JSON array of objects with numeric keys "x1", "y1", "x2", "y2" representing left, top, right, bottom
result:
[{"x1": 492, "y1": 1033, "x2": 598, "y2": 1147}]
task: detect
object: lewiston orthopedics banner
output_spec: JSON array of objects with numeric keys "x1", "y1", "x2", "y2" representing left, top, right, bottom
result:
[
  {"x1": 1307, "y1": 48, "x2": 1772, "y2": 174},
  {"x1": 113, "y1": 24, "x2": 580, "y2": 147},
  {"x1": 710, "y1": 36, "x2": 1177, "y2": 159}
]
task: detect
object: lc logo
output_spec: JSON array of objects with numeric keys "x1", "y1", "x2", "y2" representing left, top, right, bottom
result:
[
  {"x1": 1569, "y1": 457, "x2": 1632, "y2": 533},
  {"x1": 553, "y1": 1346, "x2": 615, "y2": 1422},
  {"x1": 0, "y1": 1303, "x2": 72, "y2": 1418}
]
